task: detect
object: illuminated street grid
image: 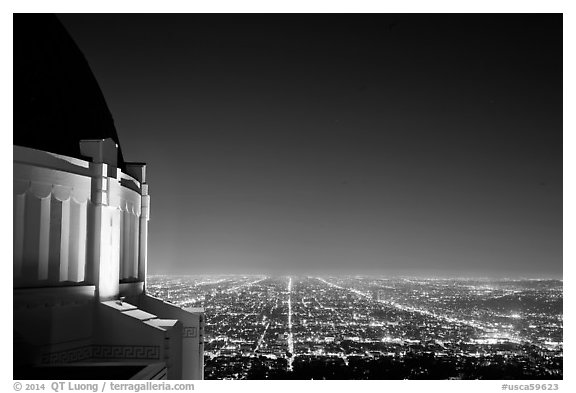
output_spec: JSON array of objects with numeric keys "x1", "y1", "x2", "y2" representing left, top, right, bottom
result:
[{"x1": 147, "y1": 275, "x2": 562, "y2": 379}]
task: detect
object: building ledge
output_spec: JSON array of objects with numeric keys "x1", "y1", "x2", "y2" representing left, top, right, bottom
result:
[
  {"x1": 14, "y1": 285, "x2": 96, "y2": 309},
  {"x1": 14, "y1": 361, "x2": 167, "y2": 380},
  {"x1": 101, "y1": 300, "x2": 137, "y2": 312}
]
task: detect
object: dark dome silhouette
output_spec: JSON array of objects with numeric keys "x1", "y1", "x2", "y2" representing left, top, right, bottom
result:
[{"x1": 13, "y1": 14, "x2": 125, "y2": 167}]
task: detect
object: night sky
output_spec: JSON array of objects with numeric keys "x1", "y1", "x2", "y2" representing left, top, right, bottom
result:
[{"x1": 57, "y1": 14, "x2": 562, "y2": 278}]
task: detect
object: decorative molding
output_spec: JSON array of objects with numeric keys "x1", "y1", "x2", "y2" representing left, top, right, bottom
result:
[
  {"x1": 14, "y1": 179, "x2": 31, "y2": 195},
  {"x1": 108, "y1": 180, "x2": 141, "y2": 212},
  {"x1": 29, "y1": 182, "x2": 53, "y2": 199},
  {"x1": 52, "y1": 185, "x2": 73, "y2": 202},
  {"x1": 92, "y1": 345, "x2": 160, "y2": 360},
  {"x1": 40, "y1": 344, "x2": 160, "y2": 364},
  {"x1": 40, "y1": 346, "x2": 92, "y2": 364},
  {"x1": 183, "y1": 327, "x2": 197, "y2": 338},
  {"x1": 13, "y1": 166, "x2": 91, "y2": 203}
]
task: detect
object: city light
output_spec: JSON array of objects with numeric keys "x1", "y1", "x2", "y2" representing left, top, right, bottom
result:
[{"x1": 148, "y1": 275, "x2": 563, "y2": 380}]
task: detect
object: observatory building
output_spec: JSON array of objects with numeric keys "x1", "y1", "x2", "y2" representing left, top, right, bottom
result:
[{"x1": 13, "y1": 14, "x2": 204, "y2": 380}]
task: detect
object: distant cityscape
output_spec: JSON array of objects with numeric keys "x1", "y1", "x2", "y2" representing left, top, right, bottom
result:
[{"x1": 148, "y1": 275, "x2": 562, "y2": 380}]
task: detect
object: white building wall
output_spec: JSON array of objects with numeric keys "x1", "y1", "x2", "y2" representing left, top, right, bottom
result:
[
  {"x1": 14, "y1": 141, "x2": 204, "y2": 379},
  {"x1": 13, "y1": 145, "x2": 143, "y2": 291},
  {"x1": 138, "y1": 294, "x2": 205, "y2": 380}
]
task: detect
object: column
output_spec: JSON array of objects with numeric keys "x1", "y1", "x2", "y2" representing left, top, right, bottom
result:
[
  {"x1": 80, "y1": 138, "x2": 120, "y2": 300},
  {"x1": 125, "y1": 163, "x2": 149, "y2": 289},
  {"x1": 139, "y1": 179, "x2": 150, "y2": 289},
  {"x1": 13, "y1": 181, "x2": 28, "y2": 280}
]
